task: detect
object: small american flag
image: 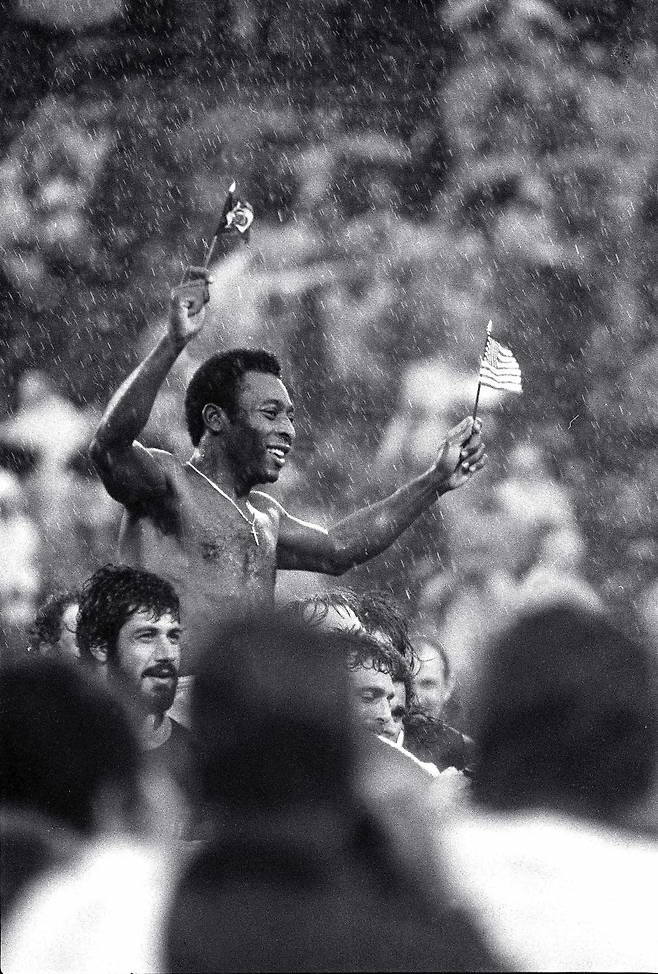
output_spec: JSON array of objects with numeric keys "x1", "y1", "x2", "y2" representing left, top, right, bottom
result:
[{"x1": 479, "y1": 323, "x2": 522, "y2": 394}]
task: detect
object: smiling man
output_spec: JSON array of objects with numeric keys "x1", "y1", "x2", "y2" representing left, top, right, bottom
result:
[
  {"x1": 91, "y1": 263, "x2": 485, "y2": 721},
  {"x1": 75, "y1": 564, "x2": 196, "y2": 820}
]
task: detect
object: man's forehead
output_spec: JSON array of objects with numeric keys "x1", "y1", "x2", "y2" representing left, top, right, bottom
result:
[
  {"x1": 121, "y1": 607, "x2": 179, "y2": 630},
  {"x1": 239, "y1": 370, "x2": 292, "y2": 405},
  {"x1": 417, "y1": 650, "x2": 446, "y2": 678},
  {"x1": 349, "y1": 661, "x2": 394, "y2": 690}
]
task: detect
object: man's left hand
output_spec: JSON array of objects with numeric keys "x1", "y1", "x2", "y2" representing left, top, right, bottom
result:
[{"x1": 434, "y1": 417, "x2": 486, "y2": 492}]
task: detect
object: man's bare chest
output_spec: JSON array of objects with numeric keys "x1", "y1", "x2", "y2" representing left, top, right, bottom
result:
[
  {"x1": 182, "y1": 500, "x2": 276, "y2": 575},
  {"x1": 130, "y1": 484, "x2": 278, "y2": 578}
]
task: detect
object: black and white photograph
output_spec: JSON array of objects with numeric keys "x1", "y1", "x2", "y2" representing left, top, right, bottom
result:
[{"x1": 1, "y1": 1, "x2": 657, "y2": 971}]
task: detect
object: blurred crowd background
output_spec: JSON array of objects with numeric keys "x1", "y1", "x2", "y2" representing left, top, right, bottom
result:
[{"x1": 1, "y1": 0, "x2": 657, "y2": 692}]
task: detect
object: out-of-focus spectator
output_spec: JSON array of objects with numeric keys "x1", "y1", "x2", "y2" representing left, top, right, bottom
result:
[
  {"x1": 416, "y1": 441, "x2": 598, "y2": 734},
  {"x1": 400, "y1": 631, "x2": 474, "y2": 774},
  {"x1": 411, "y1": 632, "x2": 454, "y2": 719},
  {"x1": 77, "y1": 564, "x2": 198, "y2": 839},
  {"x1": 0, "y1": 370, "x2": 91, "y2": 474},
  {"x1": 0, "y1": 470, "x2": 42, "y2": 659},
  {"x1": 43, "y1": 447, "x2": 121, "y2": 591},
  {"x1": 439, "y1": 604, "x2": 658, "y2": 971},
  {"x1": 166, "y1": 612, "x2": 500, "y2": 972},
  {"x1": 27, "y1": 589, "x2": 80, "y2": 659},
  {"x1": 0, "y1": 657, "x2": 180, "y2": 973},
  {"x1": 0, "y1": 371, "x2": 98, "y2": 589}
]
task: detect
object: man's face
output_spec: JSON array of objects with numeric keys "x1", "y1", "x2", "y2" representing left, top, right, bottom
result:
[
  {"x1": 349, "y1": 658, "x2": 398, "y2": 741},
  {"x1": 414, "y1": 644, "x2": 450, "y2": 718},
  {"x1": 390, "y1": 680, "x2": 407, "y2": 743},
  {"x1": 226, "y1": 371, "x2": 296, "y2": 486},
  {"x1": 114, "y1": 608, "x2": 181, "y2": 715},
  {"x1": 56, "y1": 602, "x2": 80, "y2": 659}
]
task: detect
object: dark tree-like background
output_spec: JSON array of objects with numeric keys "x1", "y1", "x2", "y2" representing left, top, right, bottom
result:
[{"x1": 1, "y1": 0, "x2": 657, "y2": 657}]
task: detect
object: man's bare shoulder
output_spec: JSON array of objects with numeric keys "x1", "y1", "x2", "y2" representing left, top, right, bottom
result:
[
  {"x1": 126, "y1": 446, "x2": 185, "y2": 509},
  {"x1": 139, "y1": 445, "x2": 177, "y2": 464},
  {"x1": 249, "y1": 490, "x2": 286, "y2": 524},
  {"x1": 139, "y1": 446, "x2": 187, "y2": 479},
  {"x1": 250, "y1": 491, "x2": 329, "y2": 536},
  {"x1": 250, "y1": 489, "x2": 285, "y2": 512}
]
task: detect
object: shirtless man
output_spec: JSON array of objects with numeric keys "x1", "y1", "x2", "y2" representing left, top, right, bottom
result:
[{"x1": 91, "y1": 269, "x2": 486, "y2": 697}]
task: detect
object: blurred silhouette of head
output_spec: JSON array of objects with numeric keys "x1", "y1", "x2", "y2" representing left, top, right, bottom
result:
[
  {"x1": 193, "y1": 613, "x2": 358, "y2": 816},
  {"x1": 170, "y1": 615, "x2": 501, "y2": 974},
  {"x1": 0, "y1": 658, "x2": 140, "y2": 836},
  {"x1": 472, "y1": 605, "x2": 658, "y2": 822}
]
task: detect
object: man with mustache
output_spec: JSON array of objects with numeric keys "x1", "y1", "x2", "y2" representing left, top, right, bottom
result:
[
  {"x1": 91, "y1": 263, "x2": 486, "y2": 725},
  {"x1": 76, "y1": 564, "x2": 195, "y2": 835}
]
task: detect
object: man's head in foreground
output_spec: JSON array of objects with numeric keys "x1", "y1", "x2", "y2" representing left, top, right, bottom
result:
[
  {"x1": 77, "y1": 565, "x2": 181, "y2": 716},
  {"x1": 1, "y1": 657, "x2": 140, "y2": 835},
  {"x1": 192, "y1": 612, "x2": 357, "y2": 816},
  {"x1": 472, "y1": 604, "x2": 658, "y2": 823},
  {"x1": 184, "y1": 349, "x2": 295, "y2": 488}
]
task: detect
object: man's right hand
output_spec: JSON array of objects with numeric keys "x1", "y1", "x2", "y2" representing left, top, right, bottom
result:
[{"x1": 169, "y1": 267, "x2": 213, "y2": 348}]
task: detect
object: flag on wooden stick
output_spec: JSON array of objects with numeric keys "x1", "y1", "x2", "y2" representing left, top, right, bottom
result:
[{"x1": 473, "y1": 321, "x2": 522, "y2": 420}]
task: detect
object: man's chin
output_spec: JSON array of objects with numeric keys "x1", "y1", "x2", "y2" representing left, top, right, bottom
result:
[
  {"x1": 142, "y1": 683, "x2": 176, "y2": 713},
  {"x1": 258, "y1": 467, "x2": 280, "y2": 484}
]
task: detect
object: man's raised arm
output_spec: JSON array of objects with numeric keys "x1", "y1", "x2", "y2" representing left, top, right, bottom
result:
[
  {"x1": 90, "y1": 269, "x2": 212, "y2": 508},
  {"x1": 275, "y1": 418, "x2": 486, "y2": 574}
]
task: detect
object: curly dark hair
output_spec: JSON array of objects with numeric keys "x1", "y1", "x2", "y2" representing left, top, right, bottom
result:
[
  {"x1": 184, "y1": 348, "x2": 282, "y2": 446},
  {"x1": 76, "y1": 564, "x2": 180, "y2": 663},
  {"x1": 293, "y1": 588, "x2": 416, "y2": 665},
  {"x1": 27, "y1": 590, "x2": 79, "y2": 655},
  {"x1": 292, "y1": 589, "x2": 417, "y2": 713},
  {"x1": 343, "y1": 630, "x2": 412, "y2": 688}
]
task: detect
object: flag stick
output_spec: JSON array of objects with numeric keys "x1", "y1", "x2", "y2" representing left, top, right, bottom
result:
[
  {"x1": 472, "y1": 320, "x2": 493, "y2": 422},
  {"x1": 179, "y1": 180, "x2": 237, "y2": 285}
]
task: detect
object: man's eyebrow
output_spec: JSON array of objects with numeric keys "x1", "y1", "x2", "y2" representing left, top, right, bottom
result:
[{"x1": 259, "y1": 398, "x2": 294, "y2": 410}]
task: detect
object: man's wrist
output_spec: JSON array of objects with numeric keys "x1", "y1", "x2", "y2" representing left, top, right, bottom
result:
[
  {"x1": 426, "y1": 464, "x2": 450, "y2": 498},
  {"x1": 163, "y1": 328, "x2": 188, "y2": 357}
]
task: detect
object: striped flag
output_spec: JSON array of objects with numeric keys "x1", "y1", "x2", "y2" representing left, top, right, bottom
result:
[{"x1": 479, "y1": 325, "x2": 522, "y2": 394}]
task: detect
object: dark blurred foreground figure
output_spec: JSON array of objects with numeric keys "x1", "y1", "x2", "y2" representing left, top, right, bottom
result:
[
  {"x1": 166, "y1": 613, "x2": 500, "y2": 973},
  {"x1": 0, "y1": 656, "x2": 137, "y2": 925},
  {"x1": 1, "y1": 658, "x2": 181, "y2": 971},
  {"x1": 439, "y1": 605, "x2": 658, "y2": 972}
]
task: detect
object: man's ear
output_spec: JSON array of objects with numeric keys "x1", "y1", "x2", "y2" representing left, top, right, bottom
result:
[
  {"x1": 89, "y1": 643, "x2": 109, "y2": 665},
  {"x1": 202, "y1": 402, "x2": 230, "y2": 435}
]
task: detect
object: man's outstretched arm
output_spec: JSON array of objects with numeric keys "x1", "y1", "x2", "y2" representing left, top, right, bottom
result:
[
  {"x1": 275, "y1": 417, "x2": 486, "y2": 574},
  {"x1": 90, "y1": 269, "x2": 212, "y2": 508}
]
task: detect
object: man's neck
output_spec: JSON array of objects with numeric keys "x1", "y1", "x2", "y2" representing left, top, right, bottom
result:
[
  {"x1": 188, "y1": 445, "x2": 252, "y2": 499},
  {"x1": 141, "y1": 712, "x2": 172, "y2": 750}
]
